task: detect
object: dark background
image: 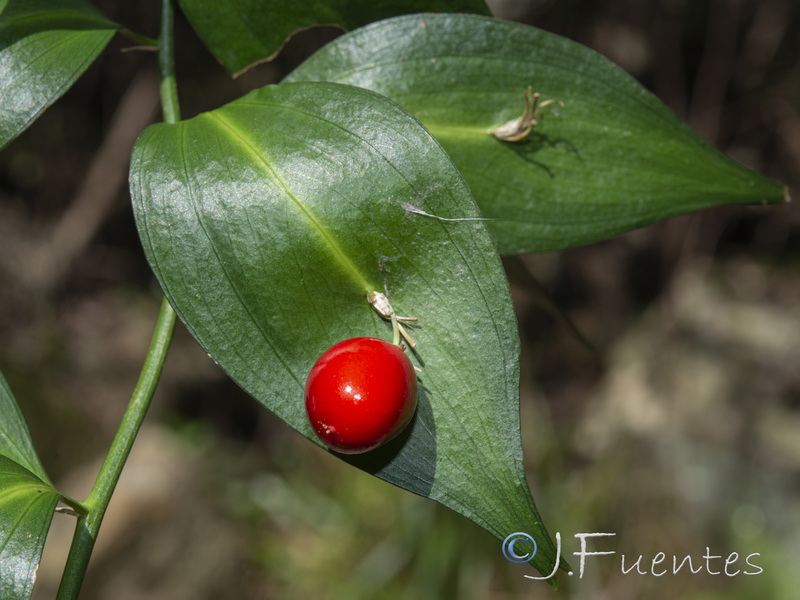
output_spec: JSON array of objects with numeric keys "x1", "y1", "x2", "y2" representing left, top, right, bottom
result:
[{"x1": 1, "y1": 0, "x2": 798, "y2": 598}]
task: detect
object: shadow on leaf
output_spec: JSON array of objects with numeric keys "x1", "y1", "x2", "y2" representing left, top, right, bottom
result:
[{"x1": 342, "y1": 384, "x2": 436, "y2": 498}]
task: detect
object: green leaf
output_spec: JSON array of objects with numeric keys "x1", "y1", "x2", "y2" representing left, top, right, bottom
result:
[
  {"x1": 176, "y1": 0, "x2": 490, "y2": 76},
  {"x1": 286, "y1": 14, "x2": 788, "y2": 254},
  {"x1": 0, "y1": 0, "x2": 119, "y2": 149},
  {"x1": 0, "y1": 372, "x2": 50, "y2": 486},
  {"x1": 0, "y1": 457, "x2": 60, "y2": 600},
  {"x1": 130, "y1": 81, "x2": 565, "y2": 580},
  {"x1": 0, "y1": 374, "x2": 60, "y2": 600}
]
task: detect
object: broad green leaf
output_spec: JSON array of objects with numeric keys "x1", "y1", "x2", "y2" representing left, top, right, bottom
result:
[
  {"x1": 0, "y1": 0, "x2": 119, "y2": 149},
  {"x1": 0, "y1": 457, "x2": 60, "y2": 600},
  {"x1": 0, "y1": 372, "x2": 49, "y2": 482},
  {"x1": 130, "y1": 81, "x2": 566, "y2": 580},
  {"x1": 176, "y1": 0, "x2": 490, "y2": 76},
  {"x1": 286, "y1": 14, "x2": 787, "y2": 254},
  {"x1": 0, "y1": 374, "x2": 60, "y2": 600}
]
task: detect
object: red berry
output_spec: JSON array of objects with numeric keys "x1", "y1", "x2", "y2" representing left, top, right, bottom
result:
[{"x1": 305, "y1": 337, "x2": 418, "y2": 454}]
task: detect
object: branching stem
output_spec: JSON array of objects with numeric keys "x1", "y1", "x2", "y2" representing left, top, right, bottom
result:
[{"x1": 54, "y1": 1, "x2": 180, "y2": 597}]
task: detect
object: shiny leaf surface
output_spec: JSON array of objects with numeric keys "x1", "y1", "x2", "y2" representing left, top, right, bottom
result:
[
  {"x1": 0, "y1": 0, "x2": 118, "y2": 149},
  {"x1": 287, "y1": 14, "x2": 787, "y2": 254},
  {"x1": 130, "y1": 81, "x2": 564, "y2": 579}
]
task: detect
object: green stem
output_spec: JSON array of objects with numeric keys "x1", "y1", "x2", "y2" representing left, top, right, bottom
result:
[
  {"x1": 158, "y1": 0, "x2": 181, "y2": 125},
  {"x1": 56, "y1": 300, "x2": 176, "y2": 600},
  {"x1": 58, "y1": 495, "x2": 89, "y2": 517},
  {"x1": 56, "y1": 2, "x2": 180, "y2": 597},
  {"x1": 119, "y1": 27, "x2": 159, "y2": 48}
]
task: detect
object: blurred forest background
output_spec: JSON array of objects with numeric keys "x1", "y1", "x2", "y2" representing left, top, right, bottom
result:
[{"x1": 1, "y1": 0, "x2": 799, "y2": 598}]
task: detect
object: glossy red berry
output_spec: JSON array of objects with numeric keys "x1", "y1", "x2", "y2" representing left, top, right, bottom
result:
[{"x1": 305, "y1": 337, "x2": 418, "y2": 454}]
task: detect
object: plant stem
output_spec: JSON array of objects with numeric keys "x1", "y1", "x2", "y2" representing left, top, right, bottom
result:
[
  {"x1": 56, "y1": 300, "x2": 176, "y2": 599},
  {"x1": 158, "y1": 0, "x2": 181, "y2": 125},
  {"x1": 119, "y1": 27, "x2": 159, "y2": 48},
  {"x1": 56, "y1": 2, "x2": 180, "y2": 597},
  {"x1": 58, "y1": 495, "x2": 89, "y2": 517}
]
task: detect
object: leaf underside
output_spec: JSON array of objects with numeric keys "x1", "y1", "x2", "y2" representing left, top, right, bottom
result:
[
  {"x1": 286, "y1": 13, "x2": 787, "y2": 254},
  {"x1": 175, "y1": 0, "x2": 490, "y2": 75}
]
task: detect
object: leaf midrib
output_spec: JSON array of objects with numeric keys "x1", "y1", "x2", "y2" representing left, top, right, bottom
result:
[{"x1": 203, "y1": 111, "x2": 374, "y2": 295}]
